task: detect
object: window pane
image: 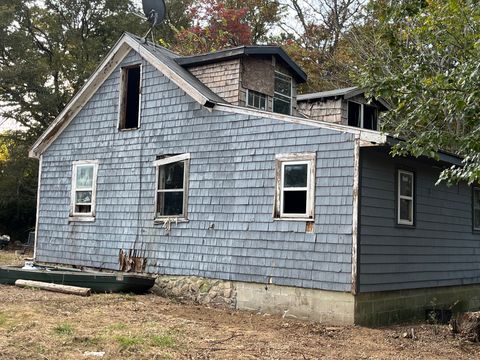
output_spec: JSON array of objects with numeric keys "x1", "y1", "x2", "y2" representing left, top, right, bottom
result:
[
  {"x1": 474, "y1": 189, "x2": 480, "y2": 209},
  {"x1": 159, "y1": 162, "x2": 184, "y2": 190},
  {"x1": 273, "y1": 98, "x2": 291, "y2": 115},
  {"x1": 157, "y1": 191, "x2": 184, "y2": 216},
  {"x1": 348, "y1": 102, "x2": 361, "y2": 127},
  {"x1": 400, "y1": 198, "x2": 413, "y2": 222},
  {"x1": 75, "y1": 204, "x2": 92, "y2": 213},
  {"x1": 283, "y1": 190, "x2": 307, "y2": 214},
  {"x1": 275, "y1": 74, "x2": 291, "y2": 96},
  {"x1": 363, "y1": 105, "x2": 377, "y2": 130},
  {"x1": 475, "y1": 209, "x2": 480, "y2": 229},
  {"x1": 284, "y1": 164, "x2": 308, "y2": 187},
  {"x1": 400, "y1": 173, "x2": 413, "y2": 197},
  {"x1": 76, "y1": 165, "x2": 93, "y2": 189},
  {"x1": 76, "y1": 191, "x2": 92, "y2": 204}
]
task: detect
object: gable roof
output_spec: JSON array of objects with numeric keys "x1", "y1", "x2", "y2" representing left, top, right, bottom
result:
[
  {"x1": 176, "y1": 46, "x2": 308, "y2": 84},
  {"x1": 298, "y1": 86, "x2": 390, "y2": 111},
  {"x1": 29, "y1": 32, "x2": 227, "y2": 158},
  {"x1": 30, "y1": 33, "x2": 389, "y2": 159}
]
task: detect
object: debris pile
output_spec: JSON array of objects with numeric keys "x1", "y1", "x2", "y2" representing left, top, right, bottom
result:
[{"x1": 450, "y1": 312, "x2": 480, "y2": 342}]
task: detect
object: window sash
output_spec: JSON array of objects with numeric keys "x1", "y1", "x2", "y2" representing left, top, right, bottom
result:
[
  {"x1": 273, "y1": 72, "x2": 292, "y2": 115},
  {"x1": 247, "y1": 90, "x2": 267, "y2": 110},
  {"x1": 71, "y1": 161, "x2": 98, "y2": 217},
  {"x1": 474, "y1": 188, "x2": 480, "y2": 230},
  {"x1": 397, "y1": 170, "x2": 414, "y2": 225},
  {"x1": 154, "y1": 154, "x2": 190, "y2": 220},
  {"x1": 278, "y1": 158, "x2": 314, "y2": 219}
]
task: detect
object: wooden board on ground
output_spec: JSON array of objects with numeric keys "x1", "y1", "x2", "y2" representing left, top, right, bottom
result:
[{"x1": 15, "y1": 279, "x2": 91, "y2": 297}]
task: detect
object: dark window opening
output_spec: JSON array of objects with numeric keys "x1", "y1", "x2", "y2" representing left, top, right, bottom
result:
[
  {"x1": 283, "y1": 191, "x2": 307, "y2": 214},
  {"x1": 348, "y1": 102, "x2": 361, "y2": 127},
  {"x1": 363, "y1": 104, "x2": 378, "y2": 130},
  {"x1": 247, "y1": 90, "x2": 267, "y2": 110},
  {"x1": 120, "y1": 65, "x2": 141, "y2": 130}
]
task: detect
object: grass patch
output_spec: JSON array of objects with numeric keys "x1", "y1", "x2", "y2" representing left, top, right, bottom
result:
[
  {"x1": 150, "y1": 333, "x2": 175, "y2": 348},
  {"x1": 0, "y1": 312, "x2": 7, "y2": 326},
  {"x1": 115, "y1": 335, "x2": 144, "y2": 350},
  {"x1": 108, "y1": 323, "x2": 127, "y2": 331},
  {"x1": 53, "y1": 323, "x2": 74, "y2": 336}
]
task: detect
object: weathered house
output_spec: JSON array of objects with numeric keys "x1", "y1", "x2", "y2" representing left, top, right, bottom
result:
[{"x1": 29, "y1": 33, "x2": 480, "y2": 326}]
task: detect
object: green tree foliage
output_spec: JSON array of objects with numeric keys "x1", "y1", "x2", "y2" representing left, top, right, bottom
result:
[
  {"x1": 0, "y1": 131, "x2": 37, "y2": 241},
  {"x1": 281, "y1": 0, "x2": 365, "y2": 92},
  {"x1": 353, "y1": 0, "x2": 480, "y2": 184},
  {"x1": 0, "y1": 0, "x2": 146, "y2": 240}
]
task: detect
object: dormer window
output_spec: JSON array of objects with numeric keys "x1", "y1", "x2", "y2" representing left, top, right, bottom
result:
[
  {"x1": 273, "y1": 72, "x2": 292, "y2": 115},
  {"x1": 348, "y1": 101, "x2": 378, "y2": 130},
  {"x1": 247, "y1": 90, "x2": 267, "y2": 110}
]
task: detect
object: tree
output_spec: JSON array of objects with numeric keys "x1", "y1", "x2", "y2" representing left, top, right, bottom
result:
[
  {"x1": 0, "y1": 0, "x2": 146, "y2": 240},
  {"x1": 280, "y1": 0, "x2": 366, "y2": 92},
  {"x1": 172, "y1": 0, "x2": 283, "y2": 55},
  {"x1": 352, "y1": 0, "x2": 480, "y2": 184}
]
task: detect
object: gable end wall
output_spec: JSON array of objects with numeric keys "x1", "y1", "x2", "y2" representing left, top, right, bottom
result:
[{"x1": 36, "y1": 50, "x2": 356, "y2": 293}]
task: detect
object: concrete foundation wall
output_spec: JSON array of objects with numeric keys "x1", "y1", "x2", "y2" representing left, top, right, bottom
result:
[
  {"x1": 236, "y1": 282, "x2": 355, "y2": 325},
  {"x1": 355, "y1": 284, "x2": 480, "y2": 327}
]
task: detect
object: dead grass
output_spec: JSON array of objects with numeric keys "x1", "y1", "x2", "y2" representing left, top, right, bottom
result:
[
  {"x1": 0, "y1": 250, "x2": 23, "y2": 266},
  {"x1": 0, "y1": 251, "x2": 479, "y2": 359}
]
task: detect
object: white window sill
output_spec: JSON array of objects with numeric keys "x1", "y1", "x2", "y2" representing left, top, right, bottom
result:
[
  {"x1": 69, "y1": 216, "x2": 95, "y2": 223},
  {"x1": 273, "y1": 217, "x2": 313, "y2": 222},
  {"x1": 154, "y1": 218, "x2": 189, "y2": 225}
]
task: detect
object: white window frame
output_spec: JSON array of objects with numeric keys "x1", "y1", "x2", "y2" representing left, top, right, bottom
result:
[
  {"x1": 397, "y1": 169, "x2": 414, "y2": 226},
  {"x1": 273, "y1": 71, "x2": 292, "y2": 116},
  {"x1": 246, "y1": 89, "x2": 267, "y2": 110},
  {"x1": 274, "y1": 153, "x2": 316, "y2": 221},
  {"x1": 153, "y1": 153, "x2": 190, "y2": 222},
  {"x1": 118, "y1": 63, "x2": 143, "y2": 131},
  {"x1": 473, "y1": 187, "x2": 480, "y2": 231},
  {"x1": 69, "y1": 160, "x2": 99, "y2": 222},
  {"x1": 347, "y1": 101, "x2": 378, "y2": 130}
]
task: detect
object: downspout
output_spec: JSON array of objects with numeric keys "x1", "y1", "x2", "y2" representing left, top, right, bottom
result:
[
  {"x1": 351, "y1": 135, "x2": 360, "y2": 295},
  {"x1": 33, "y1": 154, "x2": 43, "y2": 262}
]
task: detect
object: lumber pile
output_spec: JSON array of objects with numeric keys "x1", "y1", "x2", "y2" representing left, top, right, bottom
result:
[{"x1": 15, "y1": 279, "x2": 91, "y2": 297}]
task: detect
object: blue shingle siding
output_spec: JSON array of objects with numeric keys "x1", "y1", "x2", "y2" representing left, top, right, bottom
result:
[
  {"x1": 36, "y1": 50, "x2": 356, "y2": 292},
  {"x1": 359, "y1": 148, "x2": 480, "y2": 292}
]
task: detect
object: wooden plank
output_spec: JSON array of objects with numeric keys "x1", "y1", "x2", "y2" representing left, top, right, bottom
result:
[{"x1": 15, "y1": 279, "x2": 91, "y2": 297}]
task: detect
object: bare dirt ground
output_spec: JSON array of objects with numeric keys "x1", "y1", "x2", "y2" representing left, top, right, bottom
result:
[{"x1": 1, "y1": 251, "x2": 479, "y2": 360}]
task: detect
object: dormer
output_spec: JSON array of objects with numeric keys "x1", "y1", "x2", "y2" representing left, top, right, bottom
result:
[
  {"x1": 176, "y1": 46, "x2": 308, "y2": 116},
  {"x1": 297, "y1": 87, "x2": 389, "y2": 131}
]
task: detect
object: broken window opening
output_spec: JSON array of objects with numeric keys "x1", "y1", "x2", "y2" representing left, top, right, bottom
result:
[
  {"x1": 154, "y1": 154, "x2": 190, "y2": 220},
  {"x1": 348, "y1": 101, "x2": 378, "y2": 130},
  {"x1": 70, "y1": 161, "x2": 98, "y2": 218},
  {"x1": 119, "y1": 64, "x2": 141, "y2": 130}
]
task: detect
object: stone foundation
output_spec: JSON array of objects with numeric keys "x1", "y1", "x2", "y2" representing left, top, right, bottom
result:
[
  {"x1": 152, "y1": 276, "x2": 236, "y2": 308},
  {"x1": 355, "y1": 284, "x2": 480, "y2": 327}
]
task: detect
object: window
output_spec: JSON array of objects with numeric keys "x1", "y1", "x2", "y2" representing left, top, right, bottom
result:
[
  {"x1": 273, "y1": 72, "x2": 292, "y2": 115},
  {"x1": 154, "y1": 154, "x2": 190, "y2": 220},
  {"x1": 119, "y1": 64, "x2": 141, "y2": 130},
  {"x1": 348, "y1": 101, "x2": 378, "y2": 130},
  {"x1": 70, "y1": 161, "x2": 98, "y2": 219},
  {"x1": 247, "y1": 90, "x2": 267, "y2": 110},
  {"x1": 474, "y1": 187, "x2": 480, "y2": 231},
  {"x1": 397, "y1": 170, "x2": 414, "y2": 225},
  {"x1": 274, "y1": 153, "x2": 315, "y2": 220}
]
